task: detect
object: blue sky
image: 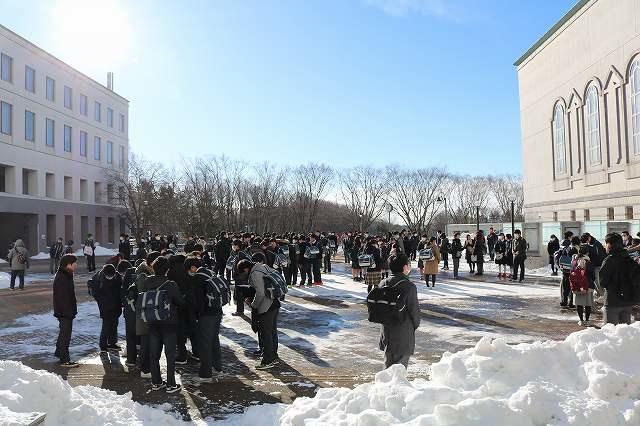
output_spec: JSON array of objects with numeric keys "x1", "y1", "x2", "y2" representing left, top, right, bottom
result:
[{"x1": 1, "y1": 0, "x2": 576, "y2": 175}]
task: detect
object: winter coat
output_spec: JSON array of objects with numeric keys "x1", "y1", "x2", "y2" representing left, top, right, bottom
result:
[
  {"x1": 193, "y1": 267, "x2": 222, "y2": 316},
  {"x1": 547, "y1": 239, "x2": 560, "y2": 257},
  {"x1": 364, "y1": 245, "x2": 382, "y2": 272},
  {"x1": 439, "y1": 237, "x2": 450, "y2": 254},
  {"x1": 422, "y1": 242, "x2": 441, "y2": 276},
  {"x1": 599, "y1": 249, "x2": 636, "y2": 308},
  {"x1": 590, "y1": 239, "x2": 606, "y2": 268},
  {"x1": 118, "y1": 240, "x2": 131, "y2": 259},
  {"x1": 487, "y1": 232, "x2": 498, "y2": 250},
  {"x1": 49, "y1": 242, "x2": 64, "y2": 260},
  {"x1": 92, "y1": 270, "x2": 123, "y2": 319},
  {"x1": 248, "y1": 263, "x2": 279, "y2": 314},
  {"x1": 140, "y1": 275, "x2": 185, "y2": 325},
  {"x1": 379, "y1": 274, "x2": 420, "y2": 356},
  {"x1": 513, "y1": 237, "x2": 528, "y2": 260},
  {"x1": 450, "y1": 238, "x2": 464, "y2": 258},
  {"x1": 53, "y1": 268, "x2": 77, "y2": 319},
  {"x1": 84, "y1": 238, "x2": 95, "y2": 256},
  {"x1": 134, "y1": 263, "x2": 153, "y2": 335},
  {"x1": 288, "y1": 244, "x2": 299, "y2": 267},
  {"x1": 184, "y1": 269, "x2": 207, "y2": 316},
  {"x1": 8, "y1": 240, "x2": 29, "y2": 271},
  {"x1": 473, "y1": 236, "x2": 487, "y2": 257}
]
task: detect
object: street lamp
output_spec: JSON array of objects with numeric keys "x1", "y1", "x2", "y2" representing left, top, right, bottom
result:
[
  {"x1": 475, "y1": 205, "x2": 480, "y2": 232},
  {"x1": 509, "y1": 197, "x2": 516, "y2": 235},
  {"x1": 437, "y1": 196, "x2": 448, "y2": 236},
  {"x1": 385, "y1": 203, "x2": 394, "y2": 233},
  {"x1": 359, "y1": 213, "x2": 364, "y2": 232}
]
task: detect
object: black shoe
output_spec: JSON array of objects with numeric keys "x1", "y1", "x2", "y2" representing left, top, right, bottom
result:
[
  {"x1": 568, "y1": 304, "x2": 576, "y2": 309},
  {"x1": 166, "y1": 384, "x2": 182, "y2": 394},
  {"x1": 151, "y1": 381, "x2": 167, "y2": 391},
  {"x1": 99, "y1": 349, "x2": 108, "y2": 355},
  {"x1": 60, "y1": 361, "x2": 79, "y2": 368},
  {"x1": 231, "y1": 312, "x2": 242, "y2": 317},
  {"x1": 107, "y1": 345, "x2": 121, "y2": 351}
]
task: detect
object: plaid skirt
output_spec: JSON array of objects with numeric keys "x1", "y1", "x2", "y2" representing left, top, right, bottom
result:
[{"x1": 365, "y1": 271, "x2": 383, "y2": 288}]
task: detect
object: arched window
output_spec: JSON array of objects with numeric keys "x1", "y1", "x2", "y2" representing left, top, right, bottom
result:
[
  {"x1": 631, "y1": 59, "x2": 640, "y2": 155},
  {"x1": 585, "y1": 84, "x2": 601, "y2": 165},
  {"x1": 553, "y1": 104, "x2": 567, "y2": 174}
]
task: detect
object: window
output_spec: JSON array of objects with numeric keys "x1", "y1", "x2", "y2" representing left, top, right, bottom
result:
[
  {"x1": 553, "y1": 212, "x2": 558, "y2": 222},
  {"x1": 1, "y1": 53, "x2": 12, "y2": 82},
  {"x1": 25, "y1": 111, "x2": 35, "y2": 142},
  {"x1": 64, "y1": 176, "x2": 72, "y2": 200},
  {"x1": 64, "y1": 125, "x2": 72, "y2": 152},
  {"x1": 570, "y1": 210, "x2": 576, "y2": 222},
  {"x1": 626, "y1": 206, "x2": 634, "y2": 220},
  {"x1": 107, "y1": 108, "x2": 113, "y2": 127},
  {"x1": 46, "y1": 118, "x2": 55, "y2": 146},
  {"x1": 0, "y1": 101, "x2": 11, "y2": 135},
  {"x1": 46, "y1": 77, "x2": 55, "y2": 101},
  {"x1": 585, "y1": 84, "x2": 601, "y2": 165},
  {"x1": 80, "y1": 179, "x2": 88, "y2": 201},
  {"x1": 94, "y1": 101, "x2": 101, "y2": 122},
  {"x1": 64, "y1": 86, "x2": 72, "y2": 109},
  {"x1": 106, "y1": 141, "x2": 113, "y2": 164},
  {"x1": 584, "y1": 209, "x2": 590, "y2": 221},
  {"x1": 80, "y1": 131, "x2": 87, "y2": 157},
  {"x1": 118, "y1": 145, "x2": 125, "y2": 169},
  {"x1": 25, "y1": 66, "x2": 35, "y2": 93},
  {"x1": 80, "y1": 94, "x2": 88, "y2": 116},
  {"x1": 608, "y1": 208, "x2": 615, "y2": 220},
  {"x1": 45, "y1": 173, "x2": 55, "y2": 198},
  {"x1": 118, "y1": 186, "x2": 125, "y2": 203},
  {"x1": 553, "y1": 104, "x2": 567, "y2": 174},
  {"x1": 119, "y1": 113, "x2": 125, "y2": 132},
  {"x1": 94, "y1": 136, "x2": 101, "y2": 160}
]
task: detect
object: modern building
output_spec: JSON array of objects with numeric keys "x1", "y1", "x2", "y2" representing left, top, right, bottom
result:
[
  {"x1": 0, "y1": 24, "x2": 128, "y2": 255},
  {"x1": 515, "y1": 0, "x2": 640, "y2": 253}
]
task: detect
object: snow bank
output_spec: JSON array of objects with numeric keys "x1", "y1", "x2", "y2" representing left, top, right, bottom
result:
[
  {"x1": 30, "y1": 252, "x2": 50, "y2": 260},
  {"x1": 73, "y1": 243, "x2": 118, "y2": 258},
  {"x1": 231, "y1": 323, "x2": 640, "y2": 425},
  {"x1": 0, "y1": 272, "x2": 9, "y2": 289},
  {"x1": 0, "y1": 361, "x2": 185, "y2": 426}
]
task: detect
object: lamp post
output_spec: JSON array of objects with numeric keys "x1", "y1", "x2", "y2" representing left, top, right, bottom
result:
[
  {"x1": 509, "y1": 198, "x2": 515, "y2": 235},
  {"x1": 385, "y1": 203, "x2": 393, "y2": 233},
  {"x1": 359, "y1": 213, "x2": 364, "y2": 233},
  {"x1": 476, "y1": 205, "x2": 480, "y2": 232},
  {"x1": 143, "y1": 200, "x2": 149, "y2": 237},
  {"x1": 437, "y1": 196, "x2": 448, "y2": 236}
]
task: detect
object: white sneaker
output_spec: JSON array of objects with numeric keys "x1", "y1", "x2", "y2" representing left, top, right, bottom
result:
[{"x1": 577, "y1": 320, "x2": 584, "y2": 326}]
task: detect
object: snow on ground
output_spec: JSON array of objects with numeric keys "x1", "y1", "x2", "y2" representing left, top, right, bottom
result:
[
  {"x1": 226, "y1": 323, "x2": 640, "y2": 425},
  {"x1": 29, "y1": 244, "x2": 118, "y2": 260},
  {"x1": 0, "y1": 360, "x2": 185, "y2": 426},
  {"x1": 0, "y1": 271, "x2": 51, "y2": 290}
]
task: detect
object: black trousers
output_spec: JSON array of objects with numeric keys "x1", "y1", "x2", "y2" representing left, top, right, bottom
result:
[
  {"x1": 234, "y1": 284, "x2": 248, "y2": 313},
  {"x1": 198, "y1": 313, "x2": 222, "y2": 377},
  {"x1": 344, "y1": 249, "x2": 350, "y2": 263},
  {"x1": 284, "y1": 265, "x2": 297, "y2": 286},
  {"x1": 9, "y1": 270, "x2": 25, "y2": 289},
  {"x1": 561, "y1": 273, "x2": 574, "y2": 306},
  {"x1": 55, "y1": 317, "x2": 73, "y2": 363},
  {"x1": 149, "y1": 324, "x2": 177, "y2": 386},
  {"x1": 137, "y1": 333, "x2": 150, "y2": 373},
  {"x1": 323, "y1": 254, "x2": 331, "y2": 273},
  {"x1": 215, "y1": 261, "x2": 226, "y2": 277},
  {"x1": 442, "y1": 252, "x2": 449, "y2": 269},
  {"x1": 87, "y1": 254, "x2": 96, "y2": 271},
  {"x1": 177, "y1": 310, "x2": 199, "y2": 360},
  {"x1": 513, "y1": 256, "x2": 525, "y2": 281},
  {"x1": 311, "y1": 259, "x2": 322, "y2": 283},
  {"x1": 476, "y1": 259, "x2": 484, "y2": 274},
  {"x1": 301, "y1": 262, "x2": 312, "y2": 284},
  {"x1": 258, "y1": 308, "x2": 279, "y2": 364},
  {"x1": 124, "y1": 309, "x2": 138, "y2": 364},
  {"x1": 99, "y1": 314, "x2": 119, "y2": 349}
]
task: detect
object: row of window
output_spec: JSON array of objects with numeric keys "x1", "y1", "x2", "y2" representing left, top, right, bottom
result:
[
  {"x1": 0, "y1": 100, "x2": 126, "y2": 168},
  {"x1": 1, "y1": 52, "x2": 126, "y2": 132},
  {"x1": 553, "y1": 206, "x2": 634, "y2": 222},
  {"x1": 552, "y1": 56, "x2": 640, "y2": 175}
]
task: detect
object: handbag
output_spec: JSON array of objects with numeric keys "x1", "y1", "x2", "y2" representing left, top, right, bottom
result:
[
  {"x1": 495, "y1": 253, "x2": 504, "y2": 261},
  {"x1": 470, "y1": 255, "x2": 477, "y2": 262}
]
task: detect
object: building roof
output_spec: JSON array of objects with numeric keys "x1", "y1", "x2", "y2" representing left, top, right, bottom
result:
[
  {"x1": 513, "y1": 0, "x2": 591, "y2": 67},
  {"x1": 0, "y1": 23, "x2": 129, "y2": 103}
]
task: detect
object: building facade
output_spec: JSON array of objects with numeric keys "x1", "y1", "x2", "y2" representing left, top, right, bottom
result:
[
  {"x1": 0, "y1": 24, "x2": 128, "y2": 254},
  {"x1": 515, "y1": 0, "x2": 640, "y2": 252}
]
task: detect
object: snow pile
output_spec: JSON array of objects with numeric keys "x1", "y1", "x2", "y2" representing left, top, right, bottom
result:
[
  {"x1": 0, "y1": 272, "x2": 10, "y2": 289},
  {"x1": 73, "y1": 243, "x2": 118, "y2": 257},
  {"x1": 233, "y1": 323, "x2": 640, "y2": 425},
  {"x1": 30, "y1": 252, "x2": 50, "y2": 260},
  {"x1": 0, "y1": 361, "x2": 185, "y2": 426}
]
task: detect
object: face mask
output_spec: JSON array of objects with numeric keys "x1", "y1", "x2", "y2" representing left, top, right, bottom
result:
[
  {"x1": 187, "y1": 271, "x2": 196, "y2": 277},
  {"x1": 120, "y1": 238, "x2": 124, "y2": 241}
]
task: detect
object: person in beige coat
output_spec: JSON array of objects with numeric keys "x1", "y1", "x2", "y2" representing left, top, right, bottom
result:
[{"x1": 422, "y1": 237, "x2": 441, "y2": 287}]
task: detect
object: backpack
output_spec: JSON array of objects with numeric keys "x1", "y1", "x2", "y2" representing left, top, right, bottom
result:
[
  {"x1": 262, "y1": 267, "x2": 288, "y2": 300},
  {"x1": 200, "y1": 273, "x2": 231, "y2": 311},
  {"x1": 367, "y1": 279, "x2": 410, "y2": 325},
  {"x1": 136, "y1": 281, "x2": 171, "y2": 323},
  {"x1": 329, "y1": 240, "x2": 337, "y2": 248},
  {"x1": 87, "y1": 274, "x2": 102, "y2": 297},
  {"x1": 418, "y1": 248, "x2": 434, "y2": 261},
  {"x1": 358, "y1": 254, "x2": 375, "y2": 269},
  {"x1": 125, "y1": 282, "x2": 139, "y2": 312},
  {"x1": 226, "y1": 254, "x2": 237, "y2": 271},
  {"x1": 617, "y1": 256, "x2": 640, "y2": 304},
  {"x1": 557, "y1": 247, "x2": 573, "y2": 272},
  {"x1": 569, "y1": 262, "x2": 589, "y2": 294},
  {"x1": 279, "y1": 245, "x2": 290, "y2": 256},
  {"x1": 16, "y1": 251, "x2": 27, "y2": 265},
  {"x1": 304, "y1": 245, "x2": 320, "y2": 259},
  {"x1": 275, "y1": 252, "x2": 290, "y2": 268}
]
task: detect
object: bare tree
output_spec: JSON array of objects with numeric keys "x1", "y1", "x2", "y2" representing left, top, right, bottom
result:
[
  {"x1": 292, "y1": 164, "x2": 333, "y2": 232},
  {"x1": 447, "y1": 175, "x2": 493, "y2": 224},
  {"x1": 489, "y1": 174, "x2": 524, "y2": 221},
  {"x1": 385, "y1": 166, "x2": 449, "y2": 234},
  {"x1": 339, "y1": 166, "x2": 388, "y2": 231}
]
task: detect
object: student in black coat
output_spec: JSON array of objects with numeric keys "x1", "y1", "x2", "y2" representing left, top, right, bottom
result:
[
  {"x1": 119, "y1": 234, "x2": 131, "y2": 260},
  {"x1": 53, "y1": 254, "x2": 79, "y2": 367},
  {"x1": 547, "y1": 235, "x2": 560, "y2": 276},
  {"x1": 92, "y1": 264, "x2": 123, "y2": 352}
]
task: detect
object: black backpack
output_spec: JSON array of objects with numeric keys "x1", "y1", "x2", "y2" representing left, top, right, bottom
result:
[
  {"x1": 618, "y1": 256, "x2": 640, "y2": 304},
  {"x1": 262, "y1": 266, "x2": 288, "y2": 300},
  {"x1": 87, "y1": 273, "x2": 102, "y2": 298},
  {"x1": 199, "y1": 272, "x2": 231, "y2": 312},
  {"x1": 367, "y1": 279, "x2": 410, "y2": 325},
  {"x1": 136, "y1": 281, "x2": 172, "y2": 323},
  {"x1": 226, "y1": 254, "x2": 237, "y2": 271}
]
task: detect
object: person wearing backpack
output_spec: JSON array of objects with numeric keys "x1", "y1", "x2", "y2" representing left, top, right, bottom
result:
[
  {"x1": 286, "y1": 237, "x2": 299, "y2": 287},
  {"x1": 84, "y1": 234, "x2": 96, "y2": 272},
  {"x1": 570, "y1": 244, "x2": 602, "y2": 327},
  {"x1": 7, "y1": 239, "x2": 30, "y2": 290},
  {"x1": 581, "y1": 233, "x2": 606, "y2": 292},
  {"x1": 364, "y1": 239, "x2": 383, "y2": 293},
  {"x1": 171, "y1": 254, "x2": 200, "y2": 365},
  {"x1": 511, "y1": 230, "x2": 527, "y2": 282},
  {"x1": 53, "y1": 254, "x2": 80, "y2": 368},
  {"x1": 557, "y1": 237, "x2": 579, "y2": 308},
  {"x1": 494, "y1": 233, "x2": 508, "y2": 279},
  {"x1": 186, "y1": 258, "x2": 225, "y2": 381},
  {"x1": 307, "y1": 234, "x2": 323, "y2": 285},
  {"x1": 118, "y1": 234, "x2": 131, "y2": 260},
  {"x1": 378, "y1": 253, "x2": 420, "y2": 369},
  {"x1": 473, "y1": 231, "x2": 487, "y2": 276},
  {"x1": 237, "y1": 259, "x2": 281, "y2": 370},
  {"x1": 599, "y1": 232, "x2": 637, "y2": 325},
  {"x1": 91, "y1": 264, "x2": 123, "y2": 353},
  {"x1": 117, "y1": 260, "x2": 139, "y2": 367},
  {"x1": 49, "y1": 238, "x2": 64, "y2": 275},
  {"x1": 321, "y1": 233, "x2": 332, "y2": 274},
  {"x1": 547, "y1": 235, "x2": 560, "y2": 276},
  {"x1": 232, "y1": 240, "x2": 252, "y2": 316},
  {"x1": 422, "y1": 237, "x2": 441, "y2": 288},
  {"x1": 142, "y1": 256, "x2": 186, "y2": 393},
  {"x1": 487, "y1": 228, "x2": 498, "y2": 262},
  {"x1": 439, "y1": 233, "x2": 450, "y2": 271},
  {"x1": 450, "y1": 233, "x2": 464, "y2": 279},
  {"x1": 135, "y1": 252, "x2": 160, "y2": 376},
  {"x1": 350, "y1": 236, "x2": 363, "y2": 283}
]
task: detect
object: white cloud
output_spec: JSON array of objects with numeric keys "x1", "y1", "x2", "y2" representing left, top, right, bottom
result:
[{"x1": 363, "y1": 0, "x2": 450, "y2": 17}]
